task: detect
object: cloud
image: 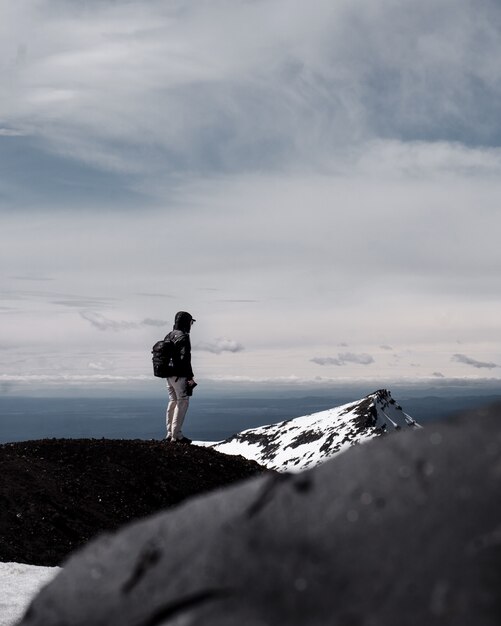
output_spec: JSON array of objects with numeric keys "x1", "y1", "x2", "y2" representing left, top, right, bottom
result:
[
  {"x1": 194, "y1": 338, "x2": 244, "y2": 354},
  {"x1": 141, "y1": 318, "x2": 170, "y2": 327},
  {"x1": 3, "y1": 0, "x2": 501, "y2": 212},
  {"x1": 136, "y1": 293, "x2": 175, "y2": 299},
  {"x1": 1, "y1": 287, "x2": 115, "y2": 309},
  {"x1": 80, "y1": 312, "x2": 137, "y2": 331},
  {"x1": 1, "y1": 1, "x2": 500, "y2": 385},
  {"x1": 452, "y1": 353, "x2": 499, "y2": 369},
  {"x1": 88, "y1": 360, "x2": 115, "y2": 371},
  {"x1": 53, "y1": 299, "x2": 116, "y2": 308},
  {"x1": 311, "y1": 353, "x2": 375, "y2": 366},
  {"x1": 336, "y1": 352, "x2": 375, "y2": 366},
  {"x1": 0, "y1": 128, "x2": 26, "y2": 137},
  {"x1": 0, "y1": 374, "x2": 149, "y2": 384},
  {"x1": 80, "y1": 312, "x2": 168, "y2": 331},
  {"x1": 9, "y1": 275, "x2": 54, "y2": 281}
]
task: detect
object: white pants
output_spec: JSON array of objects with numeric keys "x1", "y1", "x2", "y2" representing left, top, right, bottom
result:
[{"x1": 166, "y1": 376, "x2": 190, "y2": 440}]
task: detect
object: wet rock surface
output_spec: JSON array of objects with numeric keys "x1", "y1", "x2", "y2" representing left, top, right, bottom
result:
[
  {"x1": 0, "y1": 438, "x2": 268, "y2": 566},
  {"x1": 19, "y1": 404, "x2": 501, "y2": 626}
]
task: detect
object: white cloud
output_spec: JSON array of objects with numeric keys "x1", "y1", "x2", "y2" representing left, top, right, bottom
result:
[
  {"x1": 80, "y1": 312, "x2": 168, "y2": 331},
  {"x1": 142, "y1": 318, "x2": 170, "y2": 328},
  {"x1": 88, "y1": 360, "x2": 114, "y2": 371},
  {"x1": 194, "y1": 338, "x2": 244, "y2": 355},
  {"x1": 311, "y1": 353, "x2": 375, "y2": 367}
]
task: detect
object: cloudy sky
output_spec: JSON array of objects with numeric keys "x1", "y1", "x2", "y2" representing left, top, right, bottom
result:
[{"x1": 1, "y1": 0, "x2": 501, "y2": 394}]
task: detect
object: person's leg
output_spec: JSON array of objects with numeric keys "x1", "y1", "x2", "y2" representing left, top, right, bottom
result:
[
  {"x1": 166, "y1": 378, "x2": 178, "y2": 439},
  {"x1": 169, "y1": 377, "x2": 190, "y2": 440}
]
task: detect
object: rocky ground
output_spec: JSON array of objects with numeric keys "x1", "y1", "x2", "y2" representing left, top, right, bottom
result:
[{"x1": 0, "y1": 438, "x2": 268, "y2": 567}]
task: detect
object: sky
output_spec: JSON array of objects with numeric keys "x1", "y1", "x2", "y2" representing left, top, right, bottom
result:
[{"x1": 1, "y1": 0, "x2": 501, "y2": 395}]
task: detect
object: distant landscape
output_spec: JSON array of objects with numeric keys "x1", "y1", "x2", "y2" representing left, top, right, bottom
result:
[{"x1": 2, "y1": 382, "x2": 500, "y2": 444}]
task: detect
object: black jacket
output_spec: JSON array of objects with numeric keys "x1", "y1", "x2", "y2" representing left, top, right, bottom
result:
[{"x1": 164, "y1": 311, "x2": 194, "y2": 378}]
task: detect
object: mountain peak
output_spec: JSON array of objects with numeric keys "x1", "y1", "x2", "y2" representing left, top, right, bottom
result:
[
  {"x1": 351, "y1": 389, "x2": 419, "y2": 431},
  {"x1": 207, "y1": 390, "x2": 419, "y2": 472}
]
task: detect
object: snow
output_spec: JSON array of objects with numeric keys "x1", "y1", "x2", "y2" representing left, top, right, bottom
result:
[
  {"x1": 196, "y1": 390, "x2": 420, "y2": 472},
  {"x1": 0, "y1": 562, "x2": 59, "y2": 626}
]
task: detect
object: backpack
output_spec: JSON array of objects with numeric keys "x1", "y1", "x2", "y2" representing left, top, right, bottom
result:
[{"x1": 151, "y1": 336, "x2": 176, "y2": 378}]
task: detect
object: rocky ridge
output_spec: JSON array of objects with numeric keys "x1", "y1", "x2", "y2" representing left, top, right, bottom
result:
[{"x1": 0, "y1": 438, "x2": 268, "y2": 567}]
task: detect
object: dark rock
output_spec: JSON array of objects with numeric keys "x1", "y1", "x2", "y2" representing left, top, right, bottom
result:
[
  {"x1": 285, "y1": 429, "x2": 324, "y2": 449},
  {"x1": 18, "y1": 405, "x2": 501, "y2": 625}
]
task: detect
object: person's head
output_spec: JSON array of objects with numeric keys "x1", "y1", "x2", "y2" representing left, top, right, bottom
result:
[{"x1": 173, "y1": 311, "x2": 196, "y2": 333}]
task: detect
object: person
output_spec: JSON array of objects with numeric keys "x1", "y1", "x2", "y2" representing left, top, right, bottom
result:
[{"x1": 164, "y1": 311, "x2": 196, "y2": 444}]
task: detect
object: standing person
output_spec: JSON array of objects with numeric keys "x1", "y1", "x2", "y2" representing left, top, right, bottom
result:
[{"x1": 164, "y1": 311, "x2": 196, "y2": 444}]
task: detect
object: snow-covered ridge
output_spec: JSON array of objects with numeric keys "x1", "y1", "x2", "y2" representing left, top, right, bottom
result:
[{"x1": 202, "y1": 389, "x2": 420, "y2": 472}]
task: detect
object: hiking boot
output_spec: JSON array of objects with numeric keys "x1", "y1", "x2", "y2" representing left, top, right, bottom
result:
[{"x1": 174, "y1": 436, "x2": 192, "y2": 444}]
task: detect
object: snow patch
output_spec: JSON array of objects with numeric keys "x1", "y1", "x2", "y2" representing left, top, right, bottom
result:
[{"x1": 0, "y1": 562, "x2": 59, "y2": 626}]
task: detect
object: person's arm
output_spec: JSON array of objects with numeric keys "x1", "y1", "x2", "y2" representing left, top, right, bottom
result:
[{"x1": 179, "y1": 334, "x2": 194, "y2": 379}]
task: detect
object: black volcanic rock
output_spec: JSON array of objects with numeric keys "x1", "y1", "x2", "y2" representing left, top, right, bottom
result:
[
  {"x1": 18, "y1": 404, "x2": 501, "y2": 626},
  {"x1": 0, "y1": 438, "x2": 268, "y2": 566}
]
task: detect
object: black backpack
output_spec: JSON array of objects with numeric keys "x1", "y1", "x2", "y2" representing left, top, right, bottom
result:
[{"x1": 151, "y1": 336, "x2": 176, "y2": 378}]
